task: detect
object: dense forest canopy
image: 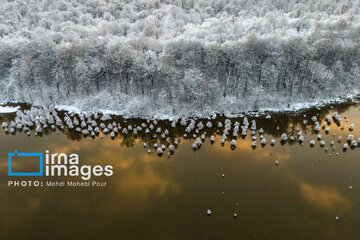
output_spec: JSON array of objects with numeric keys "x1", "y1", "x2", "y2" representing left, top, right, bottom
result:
[{"x1": 0, "y1": 0, "x2": 359, "y2": 118}]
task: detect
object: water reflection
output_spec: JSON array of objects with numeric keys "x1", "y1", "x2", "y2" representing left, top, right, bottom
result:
[
  {"x1": 0, "y1": 100, "x2": 359, "y2": 240},
  {"x1": 299, "y1": 181, "x2": 350, "y2": 212}
]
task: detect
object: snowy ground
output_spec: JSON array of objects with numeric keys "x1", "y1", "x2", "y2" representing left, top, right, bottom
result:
[{"x1": 0, "y1": 106, "x2": 19, "y2": 113}]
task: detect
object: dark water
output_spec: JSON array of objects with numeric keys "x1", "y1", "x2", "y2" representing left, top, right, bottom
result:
[{"x1": 0, "y1": 101, "x2": 359, "y2": 240}]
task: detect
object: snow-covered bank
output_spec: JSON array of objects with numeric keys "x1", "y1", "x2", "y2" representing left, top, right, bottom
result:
[
  {"x1": 0, "y1": 106, "x2": 19, "y2": 113},
  {"x1": 2, "y1": 94, "x2": 356, "y2": 120},
  {"x1": 2, "y1": 94, "x2": 358, "y2": 120},
  {"x1": 0, "y1": 1, "x2": 359, "y2": 118}
]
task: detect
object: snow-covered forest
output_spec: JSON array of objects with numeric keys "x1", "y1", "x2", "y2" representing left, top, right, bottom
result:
[{"x1": 0, "y1": 0, "x2": 359, "y2": 118}]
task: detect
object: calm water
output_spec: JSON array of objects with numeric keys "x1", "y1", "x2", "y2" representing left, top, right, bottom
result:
[{"x1": 0, "y1": 101, "x2": 359, "y2": 240}]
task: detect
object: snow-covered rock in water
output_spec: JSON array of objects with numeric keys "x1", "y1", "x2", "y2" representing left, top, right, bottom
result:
[
  {"x1": 100, "y1": 114, "x2": 111, "y2": 121},
  {"x1": 348, "y1": 134, "x2": 354, "y2": 142},
  {"x1": 314, "y1": 124, "x2": 320, "y2": 132},
  {"x1": 251, "y1": 120, "x2": 256, "y2": 130},
  {"x1": 351, "y1": 140, "x2": 358, "y2": 148},
  {"x1": 180, "y1": 118, "x2": 187, "y2": 126},
  {"x1": 161, "y1": 144, "x2": 166, "y2": 150},
  {"x1": 157, "y1": 148, "x2": 163, "y2": 154},
  {"x1": 325, "y1": 127, "x2": 330, "y2": 133},
  {"x1": 234, "y1": 121, "x2": 240, "y2": 128},
  {"x1": 206, "y1": 121, "x2": 212, "y2": 128},
  {"x1": 343, "y1": 143, "x2": 349, "y2": 150},
  {"x1": 35, "y1": 125, "x2": 42, "y2": 133},
  {"x1": 271, "y1": 139, "x2": 275, "y2": 145},
  {"x1": 333, "y1": 112, "x2": 342, "y2": 122},
  {"x1": 90, "y1": 120, "x2": 97, "y2": 127},
  {"x1": 217, "y1": 122, "x2": 223, "y2": 128},
  {"x1": 243, "y1": 117, "x2": 249, "y2": 127},
  {"x1": 310, "y1": 140, "x2": 316, "y2": 146},
  {"x1": 281, "y1": 133, "x2": 287, "y2": 142},
  {"x1": 251, "y1": 141, "x2": 257, "y2": 147},
  {"x1": 231, "y1": 139, "x2": 236, "y2": 148},
  {"x1": 169, "y1": 145, "x2": 175, "y2": 152},
  {"x1": 197, "y1": 121, "x2": 204, "y2": 130},
  {"x1": 185, "y1": 127, "x2": 191, "y2": 133},
  {"x1": 261, "y1": 138, "x2": 266, "y2": 146},
  {"x1": 298, "y1": 135, "x2": 304, "y2": 142},
  {"x1": 320, "y1": 141, "x2": 326, "y2": 147},
  {"x1": 317, "y1": 134, "x2": 322, "y2": 140},
  {"x1": 192, "y1": 138, "x2": 202, "y2": 149},
  {"x1": 259, "y1": 128, "x2": 264, "y2": 134},
  {"x1": 325, "y1": 115, "x2": 332, "y2": 123},
  {"x1": 2, "y1": 122, "x2": 8, "y2": 128},
  {"x1": 210, "y1": 135, "x2": 215, "y2": 142},
  {"x1": 110, "y1": 131, "x2": 115, "y2": 138},
  {"x1": 349, "y1": 124, "x2": 355, "y2": 131}
]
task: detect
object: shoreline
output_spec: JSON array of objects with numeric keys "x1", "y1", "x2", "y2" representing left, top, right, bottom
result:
[{"x1": 0, "y1": 95, "x2": 358, "y2": 120}]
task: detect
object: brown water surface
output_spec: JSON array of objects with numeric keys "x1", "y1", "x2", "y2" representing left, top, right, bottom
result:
[{"x1": 0, "y1": 101, "x2": 359, "y2": 240}]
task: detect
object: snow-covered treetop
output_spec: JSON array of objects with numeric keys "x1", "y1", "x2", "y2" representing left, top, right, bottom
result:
[{"x1": 0, "y1": 0, "x2": 358, "y2": 45}]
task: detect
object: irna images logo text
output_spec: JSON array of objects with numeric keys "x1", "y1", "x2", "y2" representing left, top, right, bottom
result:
[{"x1": 8, "y1": 150, "x2": 113, "y2": 181}]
